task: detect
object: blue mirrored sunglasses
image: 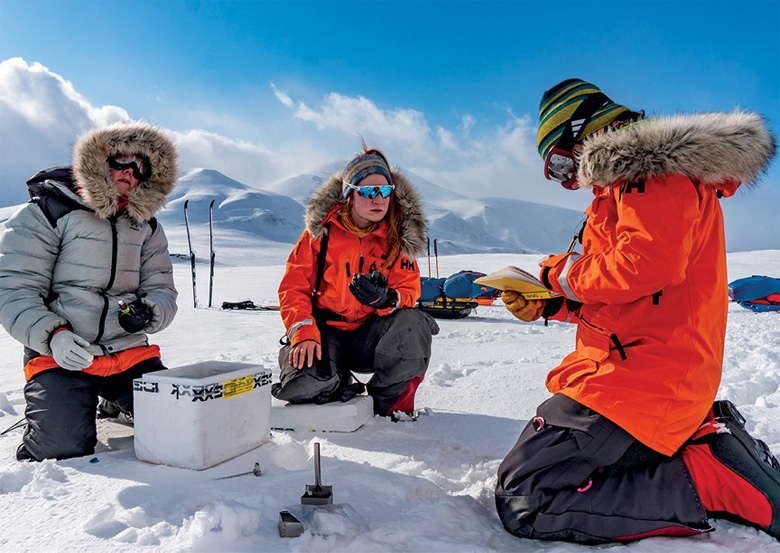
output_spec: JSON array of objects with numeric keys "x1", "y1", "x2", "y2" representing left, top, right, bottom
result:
[{"x1": 347, "y1": 182, "x2": 395, "y2": 199}]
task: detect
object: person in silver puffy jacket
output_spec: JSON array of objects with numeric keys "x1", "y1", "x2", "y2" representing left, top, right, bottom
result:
[{"x1": 0, "y1": 121, "x2": 179, "y2": 461}]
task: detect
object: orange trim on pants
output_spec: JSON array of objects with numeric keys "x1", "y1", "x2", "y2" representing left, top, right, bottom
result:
[{"x1": 24, "y1": 345, "x2": 162, "y2": 381}]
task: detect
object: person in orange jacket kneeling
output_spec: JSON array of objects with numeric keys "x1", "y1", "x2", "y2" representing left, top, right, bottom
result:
[
  {"x1": 274, "y1": 146, "x2": 438, "y2": 419},
  {"x1": 495, "y1": 79, "x2": 779, "y2": 543}
]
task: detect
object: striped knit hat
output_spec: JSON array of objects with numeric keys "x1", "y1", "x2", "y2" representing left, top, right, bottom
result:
[
  {"x1": 537, "y1": 79, "x2": 630, "y2": 161},
  {"x1": 342, "y1": 153, "x2": 393, "y2": 199}
]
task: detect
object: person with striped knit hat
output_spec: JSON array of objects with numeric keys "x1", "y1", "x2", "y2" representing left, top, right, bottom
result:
[{"x1": 495, "y1": 78, "x2": 779, "y2": 543}]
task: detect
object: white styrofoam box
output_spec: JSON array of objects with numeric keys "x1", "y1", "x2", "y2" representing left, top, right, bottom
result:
[
  {"x1": 133, "y1": 361, "x2": 272, "y2": 470},
  {"x1": 270, "y1": 395, "x2": 373, "y2": 433}
]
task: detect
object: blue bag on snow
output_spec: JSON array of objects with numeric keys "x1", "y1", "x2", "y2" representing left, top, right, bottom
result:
[
  {"x1": 420, "y1": 277, "x2": 446, "y2": 301},
  {"x1": 442, "y1": 270, "x2": 497, "y2": 299},
  {"x1": 728, "y1": 275, "x2": 780, "y2": 312}
]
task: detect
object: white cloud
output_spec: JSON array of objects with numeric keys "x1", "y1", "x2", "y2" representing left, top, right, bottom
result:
[
  {"x1": 460, "y1": 114, "x2": 475, "y2": 133},
  {"x1": 1, "y1": 58, "x2": 776, "y2": 250},
  {"x1": 290, "y1": 92, "x2": 437, "y2": 161},
  {"x1": 270, "y1": 89, "x2": 578, "y2": 209},
  {"x1": 174, "y1": 129, "x2": 285, "y2": 187},
  {"x1": 0, "y1": 58, "x2": 129, "y2": 205},
  {"x1": 270, "y1": 83, "x2": 293, "y2": 108},
  {"x1": 0, "y1": 59, "x2": 294, "y2": 202}
]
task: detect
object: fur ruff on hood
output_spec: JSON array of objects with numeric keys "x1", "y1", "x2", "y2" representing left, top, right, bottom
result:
[
  {"x1": 305, "y1": 168, "x2": 427, "y2": 259},
  {"x1": 73, "y1": 121, "x2": 178, "y2": 222},
  {"x1": 577, "y1": 111, "x2": 776, "y2": 190}
]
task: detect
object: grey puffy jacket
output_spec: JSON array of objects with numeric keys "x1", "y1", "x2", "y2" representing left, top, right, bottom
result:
[{"x1": 0, "y1": 122, "x2": 179, "y2": 361}]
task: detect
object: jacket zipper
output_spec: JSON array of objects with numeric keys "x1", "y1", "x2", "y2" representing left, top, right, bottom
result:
[
  {"x1": 94, "y1": 217, "x2": 119, "y2": 351},
  {"x1": 358, "y1": 235, "x2": 365, "y2": 273}
]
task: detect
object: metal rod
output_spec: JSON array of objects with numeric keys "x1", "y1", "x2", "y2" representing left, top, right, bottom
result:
[{"x1": 313, "y1": 442, "x2": 322, "y2": 489}]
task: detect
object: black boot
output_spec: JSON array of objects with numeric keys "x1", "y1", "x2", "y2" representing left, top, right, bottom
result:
[{"x1": 694, "y1": 400, "x2": 780, "y2": 540}]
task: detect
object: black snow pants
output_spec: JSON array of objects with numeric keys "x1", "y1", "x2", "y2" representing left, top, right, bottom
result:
[
  {"x1": 18, "y1": 357, "x2": 166, "y2": 462},
  {"x1": 272, "y1": 307, "x2": 439, "y2": 415},
  {"x1": 495, "y1": 394, "x2": 712, "y2": 544}
]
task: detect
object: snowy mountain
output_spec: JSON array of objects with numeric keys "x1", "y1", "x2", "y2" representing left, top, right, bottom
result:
[
  {"x1": 428, "y1": 197, "x2": 582, "y2": 255},
  {"x1": 159, "y1": 168, "x2": 305, "y2": 244},
  {"x1": 263, "y1": 161, "x2": 468, "y2": 206},
  {"x1": 0, "y1": 166, "x2": 583, "y2": 256},
  {"x1": 261, "y1": 164, "x2": 581, "y2": 255}
]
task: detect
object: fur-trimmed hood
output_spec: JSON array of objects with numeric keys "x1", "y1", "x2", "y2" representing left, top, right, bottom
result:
[
  {"x1": 73, "y1": 121, "x2": 178, "y2": 222},
  {"x1": 305, "y1": 168, "x2": 427, "y2": 259},
  {"x1": 577, "y1": 111, "x2": 776, "y2": 190}
]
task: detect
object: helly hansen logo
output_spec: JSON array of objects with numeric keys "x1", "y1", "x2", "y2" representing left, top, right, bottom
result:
[
  {"x1": 400, "y1": 259, "x2": 417, "y2": 271},
  {"x1": 619, "y1": 180, "x2": 646, "y2": 201},
  {"x1": 624, "y1": 180, "x2": 645, "y2": 194}
]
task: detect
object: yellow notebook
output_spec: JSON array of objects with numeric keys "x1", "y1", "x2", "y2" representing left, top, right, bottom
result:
[{"x1": 474, "y1": 266, "x2": 561, "y2": 300}]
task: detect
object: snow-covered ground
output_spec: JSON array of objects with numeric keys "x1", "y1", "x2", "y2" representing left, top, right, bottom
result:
[{"x1": 1, "y1": 225, "x2": 779, "y2": 552}]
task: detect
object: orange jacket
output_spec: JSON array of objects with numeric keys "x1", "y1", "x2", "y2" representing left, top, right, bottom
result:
[
  {"x1": 539, "y1": 113, "x2": 774, "y2": 456},
  {"x1": 279, "y1": 207, "x2": 421, "y2": 345},
  {"x1": 24, "y1": 345, "x2": 161, "y2": 381},
  {"x1": 278, "y1": 168, "x2": 427, "y2": 347}
]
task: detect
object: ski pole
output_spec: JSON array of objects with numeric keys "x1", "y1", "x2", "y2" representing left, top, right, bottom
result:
[
  {"x1": 427, "y1": 237, "x2": 431, "y2": 278},
  {"x1": 184, "y1": 200, "x2": 197, "y2": 308},
  {"x1": 434, "y1": 238, "x2": 439, "y2": 278},
  {"x1": 208, "y1": 199, "x2": 215, "y2": 308}
]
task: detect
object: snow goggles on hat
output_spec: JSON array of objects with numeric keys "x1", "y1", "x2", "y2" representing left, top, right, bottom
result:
[
  {"x1": 543, "y1": 91, "x2": 611, "y2": 190},
  {"x1": 108, "y1": 154, "x2": 150, "y2": 181},
  {"x1": 346, "y1": 182, "x2": 395, "y2": 199},
  {"x1": 544, "y1": 148, "x2": 579, "y2": 190}
]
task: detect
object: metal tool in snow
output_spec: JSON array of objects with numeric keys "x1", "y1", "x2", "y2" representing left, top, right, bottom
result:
[
  {"x1": 301, "y1": 442, "x2": 333, "y2": 505},
  {"x1": 279, "y1": 442, "x2": 368, "y2": 537},
  {"x1": 208, "y1": 199, "x2": 215, "y2": 308},
  {"x1": 183, "y1": 200, "x2": 197, "y2": 308},
  {"x1": 214, "y1": 462, "x2": 261, "y2": 480},
  {"x1": 278, "y1": 510, "x2": 304, "y2": 538}
]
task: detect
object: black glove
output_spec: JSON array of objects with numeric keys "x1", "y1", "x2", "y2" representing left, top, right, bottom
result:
[
  {"x1": 118, "y1": 298, "x2": 152, "y2": 333},
  {"x1": 349, "y1": 271, "x2": 397, "y2": 309}
]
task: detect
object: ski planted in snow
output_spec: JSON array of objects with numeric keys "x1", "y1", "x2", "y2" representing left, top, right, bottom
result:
[
  {"x1": 427, "y1": 236, "x2": 431, "y2": 278},
  {"x1": 183, "y1": 200, "x2": 197, "y2": 308},
  {"x1": 433, "y1": 238, "x2": 440, "y2": 278},
  {"x1": 208, "y1": 199, "x2": 215, "y2": 308}
]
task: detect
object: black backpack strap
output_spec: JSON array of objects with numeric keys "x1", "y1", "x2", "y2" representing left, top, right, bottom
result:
[{"x1": 312, "y1": 223, "x2": 330, "y2": 298}]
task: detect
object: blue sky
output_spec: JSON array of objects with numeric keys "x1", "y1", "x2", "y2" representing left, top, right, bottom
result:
[{"x1": 1, "y1": 0, "x2": 778, "y2": 249}]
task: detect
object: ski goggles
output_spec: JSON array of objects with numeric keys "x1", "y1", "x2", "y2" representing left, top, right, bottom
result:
[
  {"x1": 108, "y1": 154, "x2": 150, "y2": 181},
  {"x1": 544, "y1": 147, "x2": 579, "y2": 190},
  {"x1": 345, "y1": 182, "x2": 395, "y2": 199}
]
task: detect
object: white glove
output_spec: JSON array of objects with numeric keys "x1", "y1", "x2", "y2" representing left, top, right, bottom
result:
[{"x1": 50, "y1": 330, "x2": 94, "y2": 371}]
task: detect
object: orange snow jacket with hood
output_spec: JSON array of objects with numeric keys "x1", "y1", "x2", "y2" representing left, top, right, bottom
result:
[
  {"x1": 278, "y1": 168, "x2": 427, "y2": 347},
  {"x1": 539, "y1": 112, "x2": 775, "y2": 456}
]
